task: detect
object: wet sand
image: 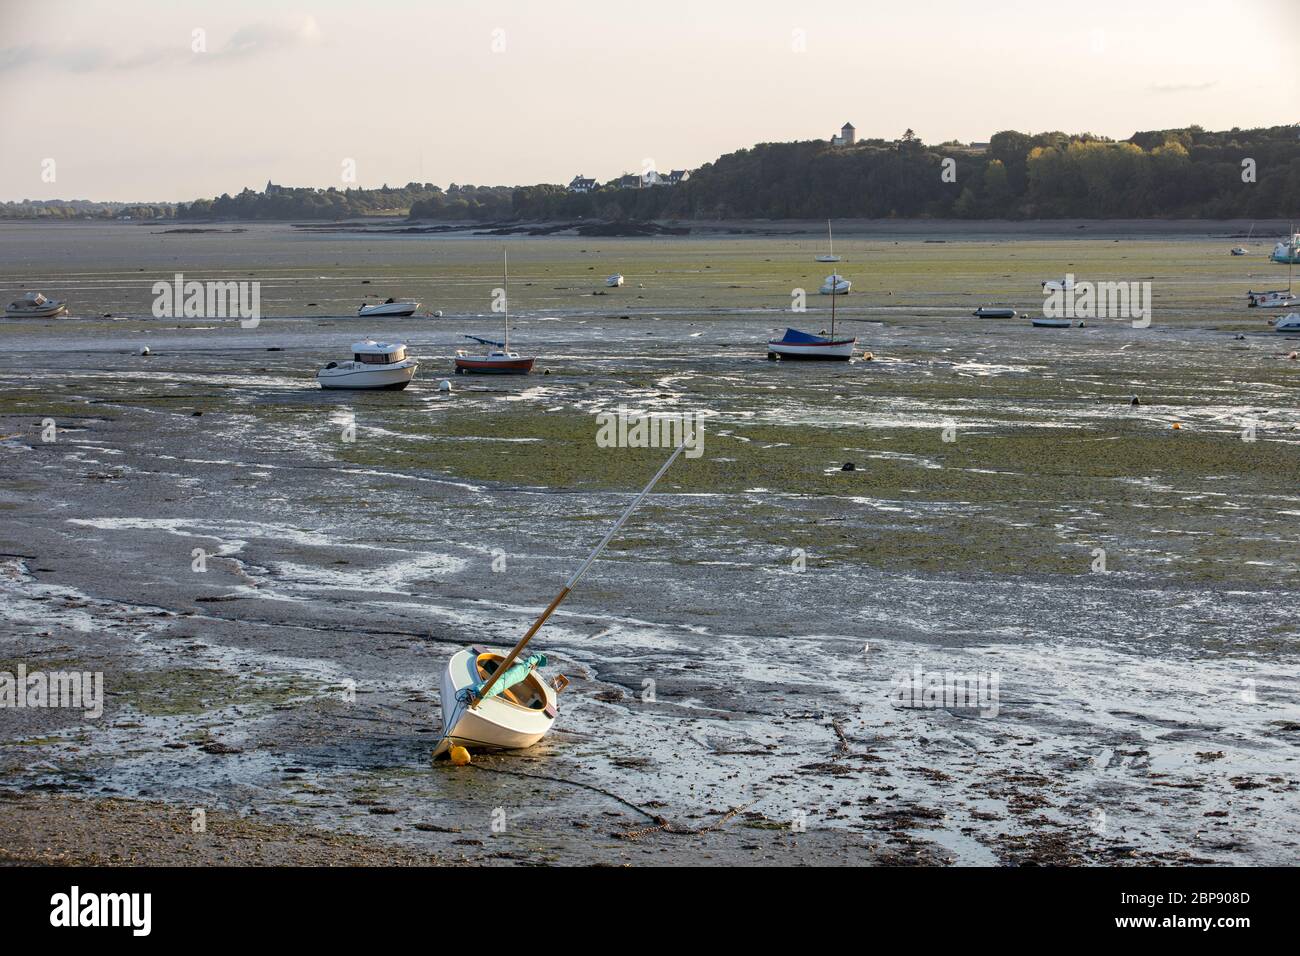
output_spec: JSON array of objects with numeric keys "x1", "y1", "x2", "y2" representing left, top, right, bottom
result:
[{"x1": 1, "y1": 222, "x2": 1297, "y2": 866}]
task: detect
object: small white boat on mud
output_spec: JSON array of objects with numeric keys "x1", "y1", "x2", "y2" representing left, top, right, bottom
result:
[
  {"x1": 605, "y1": 273, "x2": 625, "y2": 288},
  {"x1": 317, "y1": 340, "x2": 418, "y2": 389},
  {"x1": 357, "y1": 298, "x2": 421, "y2": 317},
  {"x1": 820, "y1": 273, "x2": 851, "y2": 295},
  {"x1": 1230, "y1": 247, "x2": 1248, "y2": 256},
  {"x1": 1031, "y1": 317, "x2": 1073, "y2": 328},
  {"x1": 973, "y1": 306, "x2": 1018, "y2": 318},
  {"x1": 5, "y1": 291, "x2": 67, "y2": 318},
  {"x1": 434, "y1": 440, "x2": 692, "y2": 760},
  {"x1": 815, "y1": 220, "x2": 841, "y2": 263},
  {"x1": 1041, "y1": 277, "x2": 1077, "y2": 292},
  {"x1": 1273, "y1": 313, "x2": 1300, "y2": 332}
]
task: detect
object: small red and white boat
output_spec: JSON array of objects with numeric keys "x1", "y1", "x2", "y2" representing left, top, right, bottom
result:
[
  {"x1": 454, "y1": 336, "x2": 536, "y2": 374},
  {"x1": 454, "y1": 250, "x2": 536, "y2": 375}
]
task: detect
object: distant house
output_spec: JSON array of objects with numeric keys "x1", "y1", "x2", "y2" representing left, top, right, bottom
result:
[
  {"x1": 614, "y1": 173, "x2": 642, "y2": 189},
  {"x1": 967, "y1": 142, "x2": 991, "y2": 153},
  {"x1": 265, "y1": 180, "x2": 285, "y2": 195},
  {"x1": 830, "y1": 122, "x2": 856, "y2": 147},
  {"x1": 662, "y1": 169, "x2": 691, "y2": 186},
  {"x1": 568, "y1": 175, "x2": 597, "y2": 193}
]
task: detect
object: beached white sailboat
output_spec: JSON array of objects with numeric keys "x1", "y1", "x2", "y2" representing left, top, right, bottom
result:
[
  {"x1": 1231, "y1": 224, "x2": 1254, "y2": 256},
  {"x1": 1273, "y1": 313, "x2": 1300, "y2": 332},
  {"x1": 815, "y1": 220, "x2": 841, "y2": 263},
  {"x1": 433, "y1": 440, "x2": 693, "y2": 758},
  {"x1": 1249, "y1": 254, "x2": 1297, "y2": 308},
  {"x1": 454, "y1": 251, "x2": 536, "y2": 374},
  {"x1": 5, "y1": 291, "x2": 67, "y2": 318}
]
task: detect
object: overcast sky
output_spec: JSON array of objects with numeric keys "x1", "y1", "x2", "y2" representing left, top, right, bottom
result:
[{"x1": 1, "y1": 0, "x2": 1295, "y2": 201}]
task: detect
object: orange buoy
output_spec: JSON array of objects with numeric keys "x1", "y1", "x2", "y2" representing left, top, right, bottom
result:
[{"x1": 449, "y1": 745, "x2": 471, "y2": 766}]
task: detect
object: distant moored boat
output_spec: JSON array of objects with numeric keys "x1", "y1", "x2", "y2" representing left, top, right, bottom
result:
[
  {"x1": 357, "y1": 298, "x2": 420, "y2": 317},
  {"x1": 5, "y1": 291, "x2": 67, "y2": 318}
]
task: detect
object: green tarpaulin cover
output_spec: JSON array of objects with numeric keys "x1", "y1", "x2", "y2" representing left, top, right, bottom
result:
[{"x1": 476, "y1": 653, "x2": 547, "y2": 699}]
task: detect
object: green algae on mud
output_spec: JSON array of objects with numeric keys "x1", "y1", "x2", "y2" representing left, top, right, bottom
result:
[{"x1": 109, "y1": 666, "x2": 324, "y2": 717}]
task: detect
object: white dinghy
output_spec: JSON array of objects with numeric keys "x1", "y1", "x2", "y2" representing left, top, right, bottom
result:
[
  {"x1": 605, "y1": 273, "x2": 625, "y2": 288},
  {"x1": 317, "y1": 340, "x2": 419, "y2": 389},
  {"x1": 820, "y1": 273, "x2": 851, "y2": 295},
  {"x1": 5, "y1": 291, "x2": 67, "y2": 318},
  {"x1": 357, "y1": 298, "x2": 421, "y2": 317},
  {"x1": 433, "y1": 439, "x2": 693, "y2": 759},
  {"x1": 1273, "y1": 313, "x2": 1300, "y2": 332}
]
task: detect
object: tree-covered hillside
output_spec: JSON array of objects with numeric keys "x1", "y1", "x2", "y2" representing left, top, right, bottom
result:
[{"x1": 165, "y1": 125, "x2": 1300, "y2": 222}]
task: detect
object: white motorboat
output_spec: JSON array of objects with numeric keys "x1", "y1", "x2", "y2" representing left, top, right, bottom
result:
[
  {"x1": 1230, "y1": 247, "x2": 1248, "y2": 256},
  {"x1": 433, "y1": 441, "x2": 692, "y2": 760},
  {"x1": 973, "y1": 306, "x2": 1017, "y2": 318},
  {"x1": 820, "y1": 273, "x2": 851, "y2": 295},
  {"x1": 815, "y1": 220, "x2": 841, "y2": 263},
  {"x1": 1031, "y1": 317, "x2": 1073, "y2": 328},
  {"x1": 605, "y1": 273, "x2": 625, "y2": 288},
  {"x1": 1274, "y1": 313, "x2": 1300, "y2": 332},
  {"x1": 5, "y1": 291, "x2": 67, "y2": 318},
  {"x1": 1041, "y1": 277, "x2": 1077, "y2": 292},
  {"x1": 317, "y1": 340, "x2": 418, "y2": 389},
  {"x1": 356, "y1": 298, "x2": 421, "y2": 317}
]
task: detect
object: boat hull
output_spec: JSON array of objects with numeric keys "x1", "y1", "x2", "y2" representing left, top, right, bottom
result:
[
  {"x1": 434, "y1": 648, "x2": 557, "y2": 757},
  {"x1": 1274, "y1": 314, "x2": 1300, "y2": 332},
  {"x1": 455, "y1": 356, "x2": 535, "y2": 374},
  {"x1": 357, "y1": 302, "x2": 421, "y2": 317},
  {"x1": 767, "y1": 338, "x2": 856, "y2": 360},
  {"x1": 5, "y1": 303, "x2": 67, "y2": 318},
  {"x1": 1031, "y1": 318, "x2": 1072, "y2": 328},
  {"x1": 973, "y1": 308, "x2": 1017, "y2": 318},
  {"x1": 317, "y1": 360, "x2": 418, "y2": 389}
]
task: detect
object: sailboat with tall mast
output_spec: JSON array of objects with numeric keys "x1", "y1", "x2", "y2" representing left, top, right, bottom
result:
[
  {"x1": 815, "y1": 219, "x2": 841, "y2": 263},
  {"x1": 766, "y1": 269, "x2": 856, "y2": 360},
  {"x1": 433, "y1": 439, "x2": 692, "y2": 758},
  {"x1": 454, "y1": 250, "x2": 536, "y2": 374},
  {"x1": 1248, "y1": 246, "x2": 1297, "y2": 309}
]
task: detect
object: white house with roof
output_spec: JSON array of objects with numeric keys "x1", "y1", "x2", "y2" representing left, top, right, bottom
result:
[{"x1": 568, "y1": 175, "x2": 598, "y2": 193}]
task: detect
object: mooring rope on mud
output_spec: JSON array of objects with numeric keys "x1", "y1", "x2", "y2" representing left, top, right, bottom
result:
[{"x1": 466, "y1": 760, "x2": 751, "y2": 840}]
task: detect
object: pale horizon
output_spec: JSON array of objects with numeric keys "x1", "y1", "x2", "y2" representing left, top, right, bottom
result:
[{"x1": 1, "y1": 0, "x2": 1296, "y2": 203}]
